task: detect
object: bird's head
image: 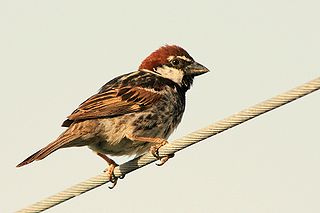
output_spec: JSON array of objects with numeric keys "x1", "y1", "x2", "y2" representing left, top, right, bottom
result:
[{"x1": 139, "y1": 45, "x2": 209, "y2": 90}]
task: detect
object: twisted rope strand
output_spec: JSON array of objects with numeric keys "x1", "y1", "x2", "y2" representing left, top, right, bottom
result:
[{"x1": 16, "y1": 76, "x2": 320, "y2": 213}]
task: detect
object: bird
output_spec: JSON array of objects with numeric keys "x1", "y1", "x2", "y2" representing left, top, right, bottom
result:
[{"x1": 17, "y1": 45, "x2": 209, "y2": 188}]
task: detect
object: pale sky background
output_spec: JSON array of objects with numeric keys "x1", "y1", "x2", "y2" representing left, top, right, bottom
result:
[{"x1": 1, "y1": 0, "x2": 320, "y2": 212}]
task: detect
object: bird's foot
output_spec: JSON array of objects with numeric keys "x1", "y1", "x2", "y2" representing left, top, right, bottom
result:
[
  {"x1": 97, "y1": 152, "x2": 125, "y2": 189},
  {"x1": 104, "y1": 163, "x2": 119, "y2": 189},
  {"x1": 125, "y1": 134, "x2": 174, "y2": 166},
  {"x1": 150, "y1": 141, "x2": 175, "y2": 166}
]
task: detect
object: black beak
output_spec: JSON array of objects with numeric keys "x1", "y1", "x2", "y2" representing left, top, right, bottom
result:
[{"x1": 185, "y1": 62, "x2": 209, "y2": 76}]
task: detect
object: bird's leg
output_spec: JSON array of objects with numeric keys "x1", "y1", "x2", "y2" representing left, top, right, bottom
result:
[
  {"x1": 126, "y1": 134, "x2": 174, "y2": 166},
  {"x1": 96, "y1": 152, "x2": 122, "y2": 189}
]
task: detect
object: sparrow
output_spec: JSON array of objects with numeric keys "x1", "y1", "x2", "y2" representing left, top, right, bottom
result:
[{"x1": 17, "y1": 45, "x2": 209, "y2": 188}]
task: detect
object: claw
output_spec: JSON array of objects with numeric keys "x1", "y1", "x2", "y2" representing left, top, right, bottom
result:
[
  {"x1": 156, "y1": 156, "x2": 168, "y2": 166},
  {"x1": 151, "y1": 146, "x2": 160, "y2": 158},
  {"x1": 108, "y1": 178, "x2": 118, "y2": 189},
  {"x1": 107, "y1": 169, "x2": 125, "y2": 189},
  {"x1": 156, "y1": 153, "x2": 175, "y2": 166},
  {"x1": 104, "y1": 163, "x2": 119, "y2": 189},
  {"x1": 151, "y1": 143, "x2": 175, "y2": 166}
]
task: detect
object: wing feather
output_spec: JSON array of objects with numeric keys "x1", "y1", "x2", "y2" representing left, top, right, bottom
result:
[{"x1": 62, "y1": 86, "x2": 162, "y2": 127}]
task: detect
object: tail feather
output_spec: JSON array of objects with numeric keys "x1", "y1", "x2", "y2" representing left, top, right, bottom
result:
[
  {"x1": 16, "y1": 133, "x2": 79, "y2": 167},
  {"x1": 16, "y1": 150, "x2": 42, "y2": 167}
]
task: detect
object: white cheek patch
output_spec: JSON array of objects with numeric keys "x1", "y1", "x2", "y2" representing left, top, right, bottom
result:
[{"x1": 156, "y1": 66, "x2": 184, "y2": 85}]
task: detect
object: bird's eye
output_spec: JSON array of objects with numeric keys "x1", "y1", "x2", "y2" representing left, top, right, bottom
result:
[{"x1": 171, "y1": 59, "x2": 180, "y2": 66}]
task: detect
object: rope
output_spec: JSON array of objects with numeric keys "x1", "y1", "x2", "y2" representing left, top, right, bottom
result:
[{"x1": 16, "y1": 76, "x2": 320, "y2": 213}]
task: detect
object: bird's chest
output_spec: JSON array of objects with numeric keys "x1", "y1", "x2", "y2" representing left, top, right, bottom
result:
[{"x1": 132, "y1": 91, "x2": 185, "y2": 137}]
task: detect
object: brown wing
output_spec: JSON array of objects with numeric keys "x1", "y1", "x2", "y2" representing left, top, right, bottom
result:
[{"x1": 62, "y1": 86, "x2": 162, "y2": 127}]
